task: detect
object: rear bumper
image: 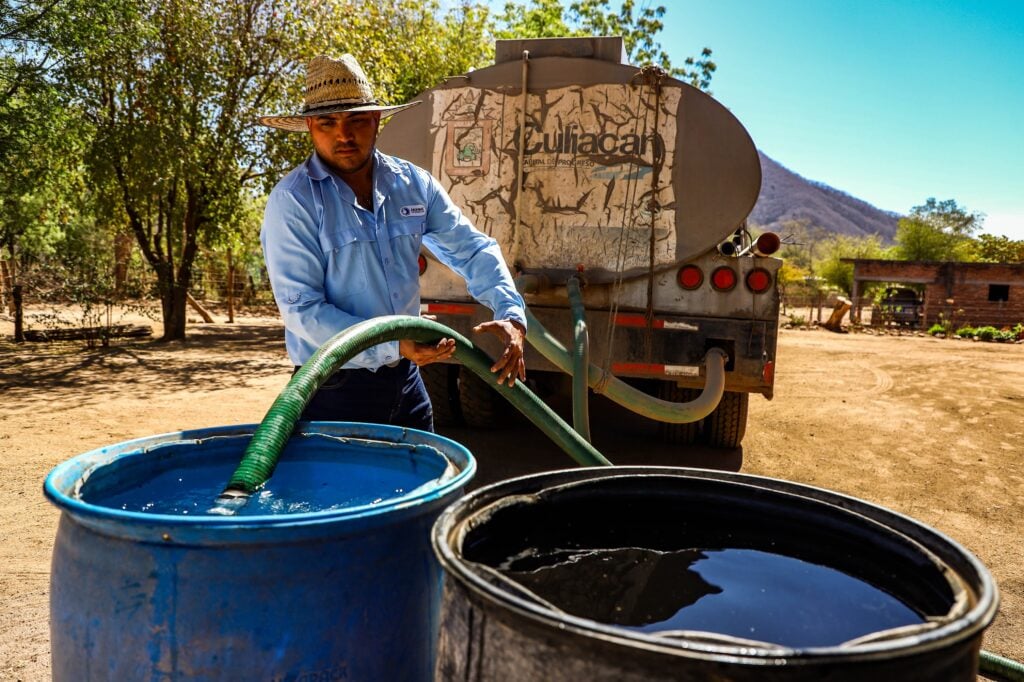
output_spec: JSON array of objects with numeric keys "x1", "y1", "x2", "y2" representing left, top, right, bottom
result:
[{"x1": 421, "y1": 302, "x2": 777, "y2": 398}]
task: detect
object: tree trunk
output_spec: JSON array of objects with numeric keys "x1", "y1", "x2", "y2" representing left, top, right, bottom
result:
[
  {"x1": 113, "y1": 230, "x2": 134, "y2": 293},
  {"x1": 13, "y1": 284, "x2": 23, "y2": 343},
  {"x1": 162, "y1": 283, "x2": 189, "y2": 341},
  {"x1": 823, "y1": 297, "x2": 852, "y2": 333},
  {"x1": 0, "y1": 259, "x2": 9, "y2": 313}
]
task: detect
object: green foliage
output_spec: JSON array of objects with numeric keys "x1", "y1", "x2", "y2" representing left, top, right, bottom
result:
[
  {"x1": 894, "y1": 198, "x2": 983, "y2": 262},
  {"x1": 813, "y1": 233, "x2": 887, "y2": 295},
  {"x1": 971, "y1": 233, "x2": 1024, "y2": 263},
  {"x1": 495, "y1": 0, "x2": 715, "y2": 90},
  {"x1": 0, "y1": 1, "x2": 97, "y2": 266},
  {"x1": 3, "y1": 0, "x2": 722, "y2": 341},
  {"x1": 974, "y1": 326, "x2": 998, "y2": 342},
  {"x1": 48, "y1": 0, "x2": 330, "y2": 339},
  {"x1": 926, "y1": 323, "x2": 945, "y2": 336},
  {"x1": 958, "y1": 325, "x2": 1019, "y2": 343}
]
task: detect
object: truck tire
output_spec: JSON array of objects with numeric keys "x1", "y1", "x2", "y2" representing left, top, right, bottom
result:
[
  {"x1": 458, "y1": 366, "x2": 503, "y2": 429},
  {"x1": 658, "y1": 383, "x2": 702, "y2": 445},
  {"x1": 419, "y1": 364, "x2": 462, "y2": 427},
  {"x1": 703, "y1": 391, "x2": 748, "y2": 449}
]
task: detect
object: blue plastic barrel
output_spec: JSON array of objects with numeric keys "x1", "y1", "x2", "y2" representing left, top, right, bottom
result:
[{"x1": 44, "y1": 422, "x2": 475, "y2": 681}]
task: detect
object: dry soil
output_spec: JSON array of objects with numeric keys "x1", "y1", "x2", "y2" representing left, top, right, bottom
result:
[{"x1": 0, "y1": 307, "x2": 1021, "y2": 680}]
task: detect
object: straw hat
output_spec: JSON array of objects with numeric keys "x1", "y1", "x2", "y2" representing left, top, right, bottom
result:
[{"x1": 259, "y1": 54, "x2": 420, "y2": 132}]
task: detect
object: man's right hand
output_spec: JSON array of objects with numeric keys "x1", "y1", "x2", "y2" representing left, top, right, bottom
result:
[{"x1": 400, "y1": 337, "x2": 456, "y2": 366}]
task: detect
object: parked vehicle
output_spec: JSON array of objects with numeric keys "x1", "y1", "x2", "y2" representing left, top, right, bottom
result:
[
  {"x1": 877, "y1": 287, "x2": 923, "y2": 327},
  {"x1": 378, "y1": 37, "x2": 780, "y2": 448}
]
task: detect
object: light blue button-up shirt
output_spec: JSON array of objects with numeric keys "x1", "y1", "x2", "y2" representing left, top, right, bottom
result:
[{"x1": 261, "y1": 149, "x2": 527, "y2": 368}]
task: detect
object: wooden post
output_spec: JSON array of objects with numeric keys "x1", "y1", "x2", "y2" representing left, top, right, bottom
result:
[
  {"x1": 226, "y1": 249, "x2": 235, "y2": 324},
  {"x1": 850, "y1": 278, "x2": 861, "y2": 324},
  {"x1": 0, "y1": 259, "x2": 8, "y2": 312},
  {"x1": 13, "y1": 285, "x2": 23, "y2": 342},
  {"x1": 186, "y1": 291, "x2": 215, "y2": 323}
]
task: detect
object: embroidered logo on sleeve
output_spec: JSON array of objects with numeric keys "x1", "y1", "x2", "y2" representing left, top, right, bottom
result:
[{"x1": 399, "y1": 204, "x2": 426, "y2": 218}]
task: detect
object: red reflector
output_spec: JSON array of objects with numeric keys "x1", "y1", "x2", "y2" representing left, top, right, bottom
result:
[
  {"x1": 746, "y1": 268, "x2": 772, "y2": 293},
  {"x1": 611, "y1": 362, "x2": 666, "y2": 376},
  {"x1": 425, "y1": 303, "x2": 475, "y2": 315},
  {"x1": 710, "y1": 266, "x2": 737, "y2": 291},
  {"x1": 677, "y1": 265, "x2": 703, "y2": 290},
  {"x1": 418, "y1": 254, "x2": 427, "y2": 276},
  {"x1": 614, "y1": 314, "x2": 665, "y2": 329},
  {"x1": 762, "y1": 360, "x2": 775, "y2": 385}
]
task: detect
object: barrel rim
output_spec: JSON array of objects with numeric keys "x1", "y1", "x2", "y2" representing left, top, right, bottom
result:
[
  {"x1": 432, "y1": 465, "x2": 998, "y2": 666},
  {"x1": 43, "y1": 422, "x2": 476, "y2": 530}
]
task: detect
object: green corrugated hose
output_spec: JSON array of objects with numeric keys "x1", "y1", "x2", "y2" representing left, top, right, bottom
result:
[
  {"x1": 566, "y1": 277, "x2": 592, "y2": 442},
  {"x1": 982, "y1": 649, "x2": 1024, "y2": 681},
  {"x1": 216, "y1": 315, "x2": 609, "y2": 504}
]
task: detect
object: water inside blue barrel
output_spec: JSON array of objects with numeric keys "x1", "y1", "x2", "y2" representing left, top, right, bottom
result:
[
  {"x1": 497, "y1": 546, "x2": 925, "y2": 648},
  {"x1": 78, "y1": 434, "x2": 453, "y2": 516}
]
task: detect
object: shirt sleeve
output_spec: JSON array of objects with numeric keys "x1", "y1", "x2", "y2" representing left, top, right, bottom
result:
[
  {"x1": 420, "y1": 176, "x2": 527, "y2": 329},
  {"x1": 260, "y1": 185, "x2": 399, "y2": 368}
]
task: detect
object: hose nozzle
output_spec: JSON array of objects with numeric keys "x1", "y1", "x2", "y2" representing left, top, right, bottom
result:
[{"x1": 208, "y1": 488, "x2": 252, "y2": 516}]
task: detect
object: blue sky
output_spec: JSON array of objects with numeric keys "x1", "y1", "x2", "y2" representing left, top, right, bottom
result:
[{"x1": 656, "y1": 0, "x2": 1024, "y2": 239}]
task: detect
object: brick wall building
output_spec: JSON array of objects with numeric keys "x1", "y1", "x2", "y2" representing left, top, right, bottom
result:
[{"x1": 843, "y1": 259, "x2": 1024, "y2": 328}]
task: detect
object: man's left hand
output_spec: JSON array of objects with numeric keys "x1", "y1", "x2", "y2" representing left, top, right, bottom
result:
[{"x1": 472, "y1": 319, "x2": 526, "y2": 387}]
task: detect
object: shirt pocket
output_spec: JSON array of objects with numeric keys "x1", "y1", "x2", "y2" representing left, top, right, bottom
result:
[
  {"x1": 388, "y1": 219, "x2": 426, "y2": 265},
  {"x1": 320, "y1": 227, "x2": 374, "y2": 295}
]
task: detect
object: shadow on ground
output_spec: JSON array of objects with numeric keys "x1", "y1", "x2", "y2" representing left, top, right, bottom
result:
[
  {"x1": 438, "y1": 391, "x2": 743, "y2": 491},
  {"x1": 0, "y1": 323, "x2": 288, "y2": 413}
]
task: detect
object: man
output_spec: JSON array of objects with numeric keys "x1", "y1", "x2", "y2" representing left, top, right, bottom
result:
[{"x1": 258, "y1": 54, "x2": 527, "y2": 432}]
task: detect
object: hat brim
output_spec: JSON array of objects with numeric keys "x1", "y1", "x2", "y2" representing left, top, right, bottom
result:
[{"x1": 259, "y1": 101, "x2": 421, "y2": 132}]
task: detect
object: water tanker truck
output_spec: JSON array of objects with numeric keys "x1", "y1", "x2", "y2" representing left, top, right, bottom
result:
[{"x1": 378, "y1": 37, "x2": 780, "y2": 449}]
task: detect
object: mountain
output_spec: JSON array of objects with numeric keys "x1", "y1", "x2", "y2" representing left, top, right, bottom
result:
[{"x1": 749, "y1": 151, "x2": 900, "y2": 241}]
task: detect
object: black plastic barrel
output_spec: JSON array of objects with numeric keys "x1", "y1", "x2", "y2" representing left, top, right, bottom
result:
[{"x1": 431, "y1": 467, "x2": 998, "y2": 681}]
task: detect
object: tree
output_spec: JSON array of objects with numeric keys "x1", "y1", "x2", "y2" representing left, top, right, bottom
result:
[
  {"x1": 52, "y1": 0, "x2": 327, "y2": 340},
  {"x1": 894, "y1": 198, "x2": 983, "y2": 262},
  {"x1": 260, "y1": 0, "x2": 497, "y2": 192},
  {"x1": 971, "y1": 234, "x2": 1024, "y2": 263},
  {"x1": 0, "y1": 1, "x2": 93, "y2": 277},
  {"x1": 496, "y1": 0, "x2": 716, "y2": 91},
  {"x1": 814, "y1": 233, "x2": 887, "y2": 295}
]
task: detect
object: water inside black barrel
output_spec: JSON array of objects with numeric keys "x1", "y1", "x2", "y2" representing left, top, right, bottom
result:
[{"x1": 497, "y1": 546, "x2": 925, "y2": 648}]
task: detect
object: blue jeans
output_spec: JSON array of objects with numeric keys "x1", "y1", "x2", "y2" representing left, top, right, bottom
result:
[{"x1": 296, "y1": 359, "x2": 434, "y2": 432}]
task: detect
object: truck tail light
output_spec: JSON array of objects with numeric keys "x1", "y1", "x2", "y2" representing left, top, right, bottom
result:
[
  {"x1": 752, "y1": 232, "x2": 781, "y2": 256},
  {"x1": 418, "y1": 254, "x2": 427, "y2": 276},
  {"x1": 745, "y1": 268, "x2": 772, "y2": 293},
  {"x1": 676, "y1": 264, "x2": 703, "y2": 290},
  {"x1": 710, "y1": 266, "x2": 737, "y2": 292}
]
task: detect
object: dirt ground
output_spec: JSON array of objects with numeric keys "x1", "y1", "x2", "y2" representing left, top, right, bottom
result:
[{"x1": 1, "y1": 305, "x2": 1021, "y2": 680}]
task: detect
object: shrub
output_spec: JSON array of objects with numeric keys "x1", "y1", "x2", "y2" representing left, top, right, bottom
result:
[
  {"x1": 974, "y1": 326, "x2": 998, "y2": 341},
  {"x1": 789, "y1": 314, "x2": 807, "y2": 327},
  {"x1": 955, "y1": 326, "x2": 976, "y2": 338},
  {"x1": 996, "y1": 328, "x2": 1018, "y2": 342},
  {"x1": 927, "y1": 324, "x2": 946, "y2": 336}
]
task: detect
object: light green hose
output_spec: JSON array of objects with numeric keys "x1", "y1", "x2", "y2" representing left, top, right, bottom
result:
[
  {"x1": 524, "y1": 307, "x2": 727, "y2": 423},
  {"x1": 981, "y1": 649, "x2": 1024, "y2": 681},
  {"x1": 218, "y1": 315, "x2": 610, "y2": 500},
  {"x1": 566, "y1": 277, "x2": 592, "y2": 442}
]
